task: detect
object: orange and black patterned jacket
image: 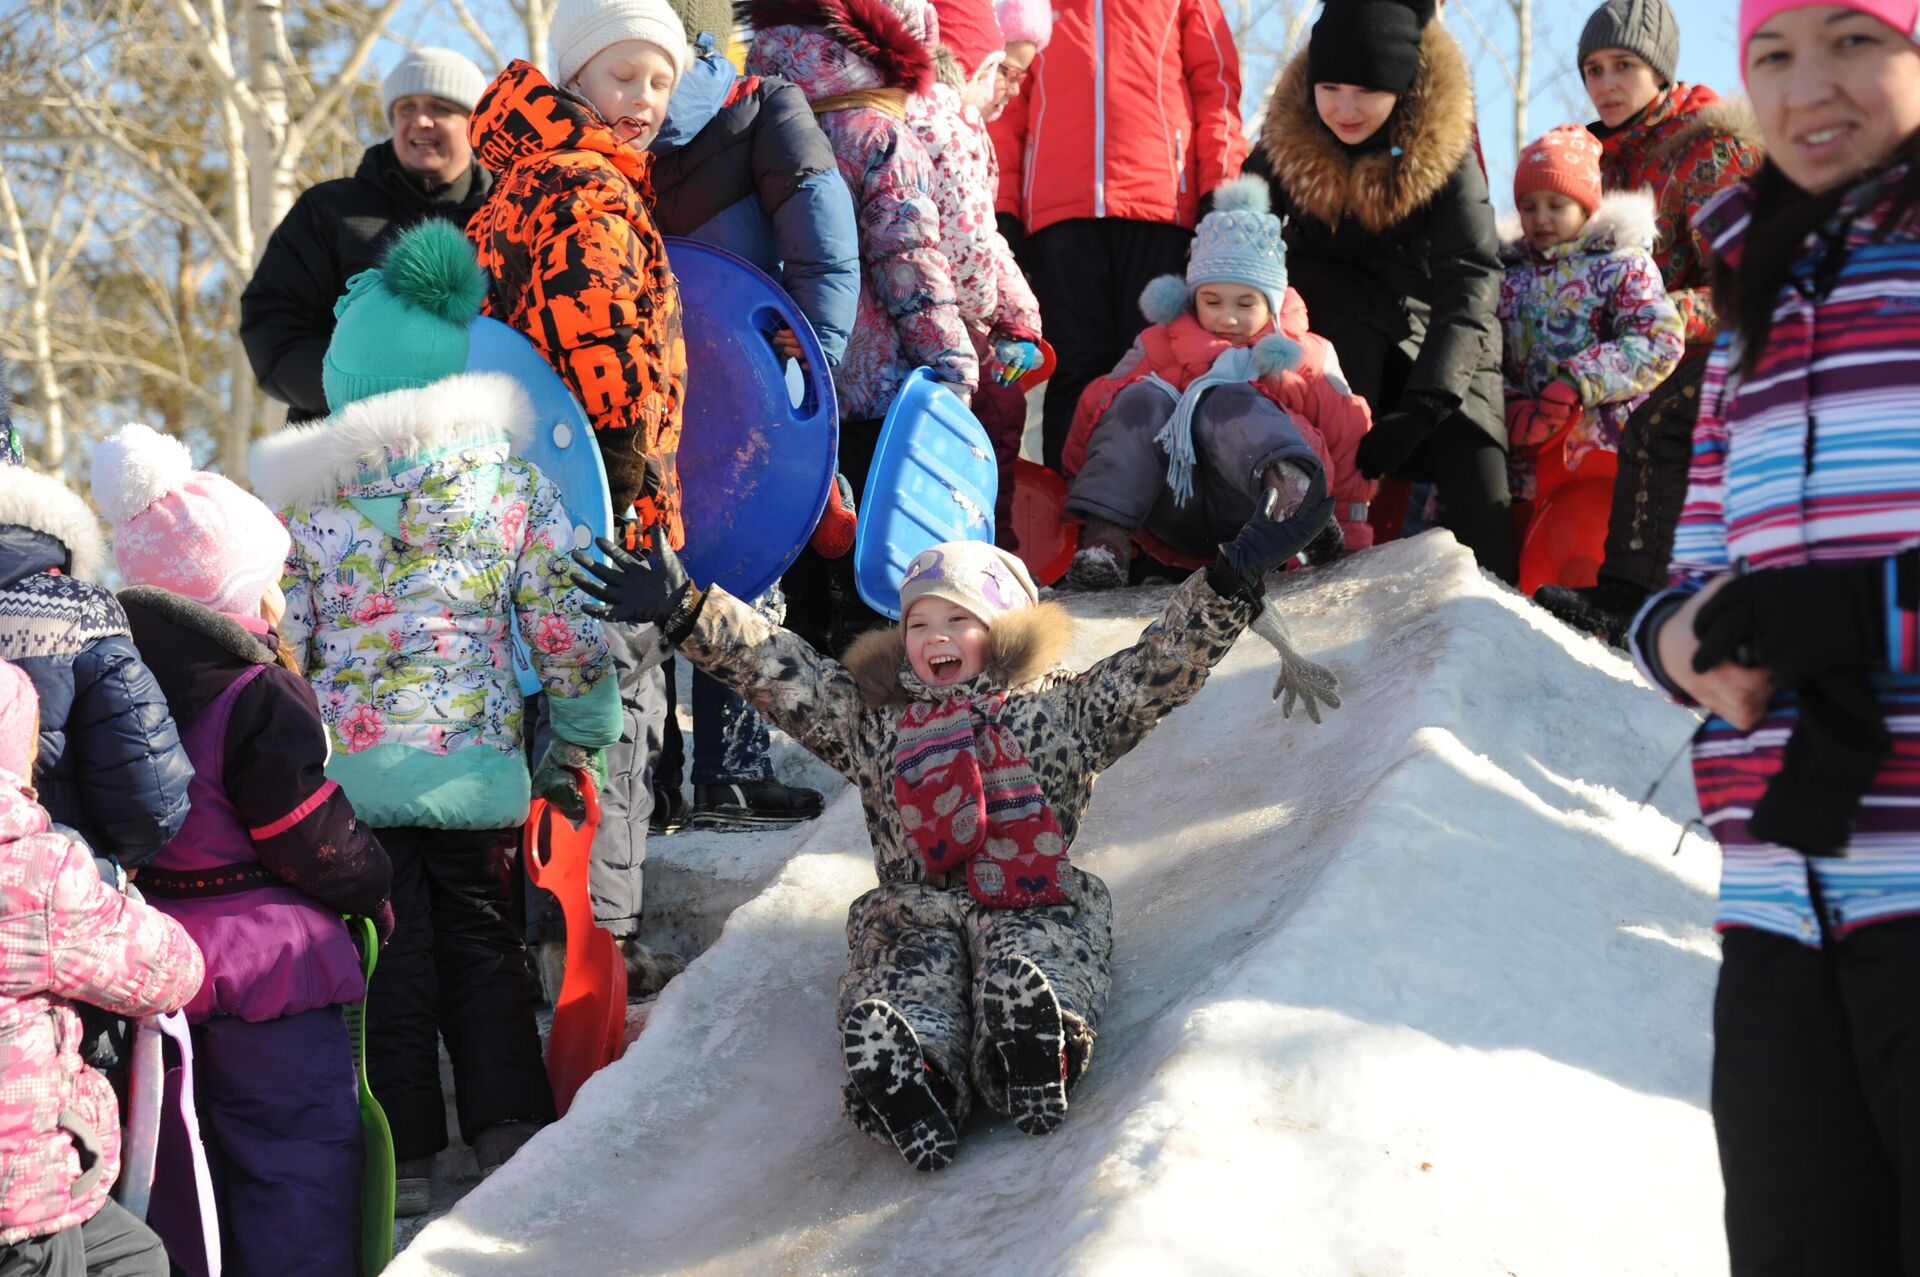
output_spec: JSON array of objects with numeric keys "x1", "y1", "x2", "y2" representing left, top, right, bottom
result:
[{"x1": 468, "y1": 60, "x2": 688, "y2": 548}]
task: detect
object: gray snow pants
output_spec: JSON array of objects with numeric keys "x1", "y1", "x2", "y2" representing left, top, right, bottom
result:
[
  {"x1": 0, "y1": 1202, "x2": 168, "y2": 1277},
  {"x1": 837, "y1": 866, "x2": 1114, "y2": 1133},
  {"x1": 525, "y1": 621, "x2": 667, "y2": 942},
  {"x1": 1065, "y1": 380, "x2": 1323, "y2": 555}
]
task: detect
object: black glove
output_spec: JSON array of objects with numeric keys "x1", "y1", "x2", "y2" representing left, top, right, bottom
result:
[
  {"x1": 1209, "y1": 469, "x2": 1334, "y2": 603},
  {"x1": 571, "y1": 536, "x2": 705, "y2": 644},
  {"x1": 1691, "y1": 559, "x2": 1891, "y2": 685},
  {"x1": 1354, "y1": 399, "x2": 1444, "y2": 480},
  {"x1": 996, "y1": 212, "x2": 1027, "y2": 263}
]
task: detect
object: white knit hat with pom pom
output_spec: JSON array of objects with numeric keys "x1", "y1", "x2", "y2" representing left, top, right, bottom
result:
[{"x1": 91, "y1": 422, "x2": 290, "y2": 619}]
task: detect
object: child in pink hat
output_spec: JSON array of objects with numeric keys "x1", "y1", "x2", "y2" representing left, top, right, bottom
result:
[{"x1": 91, "y1": 423, "x2": 391, "y2": 1277}]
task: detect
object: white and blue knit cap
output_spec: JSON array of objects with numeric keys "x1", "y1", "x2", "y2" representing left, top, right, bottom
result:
[
  {"x1": 1183, "y1": 175, "x2": 1288, "y2": 322},
  {"x1": 382, "y1": 48, "x2": 487, "y2": 117}
]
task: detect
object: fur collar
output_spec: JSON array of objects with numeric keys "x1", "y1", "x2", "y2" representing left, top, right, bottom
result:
[
  {"x1": 247, "y1": 372, "x2": 532, "y2": 510},
  {"x1": 842, "y1": 600, "x2": 1074, "y2": 709},
  {"x1": 1257, "y1": 23, "x2": 1476, "y2": 235},
  {"x1": 0, "y1": 467, "x2": 106, "y2": 582},
  {"x1": 744, "y1": 0, "x2": 936, "y2": 92},
  {"x1": 1501, "y1": 188, "x2": 1659, "y2": 262},
  {"x1": 1648, "y1": 97, "x2": 1763, "y2": 168},
  {"x1": 118, "y1": 585, "x2": 276, "y2": 665}
]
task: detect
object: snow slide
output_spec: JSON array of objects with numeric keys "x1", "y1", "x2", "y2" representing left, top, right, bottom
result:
[{"x1": 394, "y1": 533, "x2": 1727, "y2": 1276}]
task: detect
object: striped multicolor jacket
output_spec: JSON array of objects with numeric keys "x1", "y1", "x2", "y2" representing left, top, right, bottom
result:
[{"x1": 1630, "y1": 164, "x2": 1920, "y2": 947}]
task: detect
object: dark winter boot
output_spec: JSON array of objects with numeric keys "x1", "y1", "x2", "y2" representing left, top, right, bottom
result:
[
  {"x1": 474, "y1": 1120, "x2": 542, "y2": 1178},
  {"x1": 1063, "y1": 519, "x2": 1133, "y2": 592},
  {"x1": 649, "y1": 781, "x2": 689, "y2": 835},
  {"x1": 1533, "y1": 579, "x2": 1649, "y2": 649},
  {"x1": 689, "y1": 779, "x2": 825, "y2": 830},
  {"x1": 842, "y1": 999, "x2": 960, "y2": 1172},
  {"x1": 981, "y1": 955, "x2": 1069, "y2": 1136}
]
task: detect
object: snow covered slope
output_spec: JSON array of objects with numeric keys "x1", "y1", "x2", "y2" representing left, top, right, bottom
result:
[{"x1": 394, "y1": 533, "x2": 1727, "y2": 1276}]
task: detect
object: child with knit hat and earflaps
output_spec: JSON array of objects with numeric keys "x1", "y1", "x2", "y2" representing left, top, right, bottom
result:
[
  {"x1": 249, "y1": 221, "x2": 621, "y2": 1213},
  {"x1": 89, "y1": 423, "x2": 392, "y2": 1275},
  {"x1": 1059, "y1": 175, "x2": 1374, "y2": 590},
  {"x1": 574, "y1": 471, "x2": 1339, "y2": 1169},
  {"x1": 1498, "y1": 124, "x2": 1682, "y2": 507},
  {"x1": 0, "y1": 659, "x2": 203, "y2": 1277}
]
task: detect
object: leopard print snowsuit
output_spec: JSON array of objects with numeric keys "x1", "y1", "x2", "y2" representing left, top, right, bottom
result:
[{"x1": 679, "y1": 571, "x2": 1254, "y2": 1132}]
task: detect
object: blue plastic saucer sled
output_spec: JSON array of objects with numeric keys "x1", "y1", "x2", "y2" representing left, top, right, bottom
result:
[
  {"x1": 854, "y1": 368, "x2": 999, "y2": 619},
  {"x1": 466, "y1": 317, "x2": 615, "y2": 696},
  {"x1": 664, "y1": 237, "x2": 839, "y2": 602}
]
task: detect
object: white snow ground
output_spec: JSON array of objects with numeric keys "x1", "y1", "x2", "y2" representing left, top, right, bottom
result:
[{"x1": 393, "y1": 532, "x2": 1728, "y2": 1276}]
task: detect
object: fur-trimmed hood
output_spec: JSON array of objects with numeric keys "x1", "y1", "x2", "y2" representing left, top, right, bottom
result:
[
  {"x1": 0, "y1": 467, "x2": 106, "y2": 582},
  {"x1": 1647, "y1": 97, "x2": 1763, "y2": 169},
  {"x1": 1256, "y1": 22, "x2": 1475, "y2": 235},
  {"x1": 247, "y1": 372, "x2": 533, "y2": 511},
  {"x1": 742, "y1": 0, "x2": 936, "y2": 95},
  {"x1": 1500, "y1": 188, "x2": 1658, "y2": 264},
  {"x1": 841, "y1": 599, "x2": 1074, "y2": 709}
]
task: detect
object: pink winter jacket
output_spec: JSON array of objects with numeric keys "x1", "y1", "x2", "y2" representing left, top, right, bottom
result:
[
  {"x1": 905, "y1": 80, "x2": 1041, "y2": 343},
  {"x1": 0, "y1": 781, "x2": 202, "y2": 1245},
  {"x1": 746, "y1": 0, "x2": 981, "y2": 420}
]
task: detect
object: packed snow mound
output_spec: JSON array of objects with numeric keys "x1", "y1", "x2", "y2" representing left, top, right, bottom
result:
[{"x1": 395, "y1": 533, "x2": 1727, "y2": 1276}]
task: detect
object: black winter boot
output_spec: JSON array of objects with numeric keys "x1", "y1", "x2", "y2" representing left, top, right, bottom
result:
[
  {"x1": 1533, "y1": 579, "x2": 1649, "y2": 648},
  {"x1": 981, "y1": 955, "x2": 1069, "y2": 1136},
  {"x1": 690, "y1": 779, "x2": 825, "y2": 830},
  {"x1": 842, "y1": 1000, "x2": 960, "y2": 1172}
]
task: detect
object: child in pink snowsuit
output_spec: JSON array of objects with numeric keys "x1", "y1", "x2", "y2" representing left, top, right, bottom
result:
[{"x1": 0, "y1": 658, "x2": 204, "y2": 1276}]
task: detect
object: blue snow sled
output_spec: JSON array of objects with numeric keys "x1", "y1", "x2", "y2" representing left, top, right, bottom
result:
[
  {"x1": 854, "y1": 368, "x2": 998, "y2": 620},
  {"x1": 666, "y1": 237, "x2": 839, "y2": 604},
  {"x1": 465, "y1": 317, "x2": 614, "y2": 697}
]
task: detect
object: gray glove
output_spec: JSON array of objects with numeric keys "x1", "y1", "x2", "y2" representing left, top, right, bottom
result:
[{"x1": 1249, "y1": 602, "x2": 1342, "y2": 725}]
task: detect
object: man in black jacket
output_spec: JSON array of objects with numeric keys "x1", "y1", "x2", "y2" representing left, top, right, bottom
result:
[{"x1": 240, "y1": 48, "x2": 493, "y2": 423}]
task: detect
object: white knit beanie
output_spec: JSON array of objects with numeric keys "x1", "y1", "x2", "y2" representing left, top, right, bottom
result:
[
  {"x1": 551, "y1": 0, "x2": 692, "y2": 88},
  {"x1": 381, "y1": 47, "x2": 487, "y2": 117}
]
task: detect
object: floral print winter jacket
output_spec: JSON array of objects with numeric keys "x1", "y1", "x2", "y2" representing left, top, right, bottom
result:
[
  {"x1": 250, "y1": 374, "x2": 620, "y2": 831},
  {"x1": 679, "y1": 570, "x2": 1253, "y2": 885},
  {"x1": 1498, "y1": 189, "x2": 1684, "y2": 466},
  {"x1": 745, "y1": 0, "x2": 979, "y2": 419},
  {"x1": 1592, "y1": 83, "x2": 1762, "y2": 348},
  {"x1": 0, "y1": 779, "x2": 201, "y2": 1245},
  {"x1": 467, "y1": 60, "x2": 688, "y2": 546},
  {"x1": 904, "y1": 78, "x2": 1041, "y2": 343}
]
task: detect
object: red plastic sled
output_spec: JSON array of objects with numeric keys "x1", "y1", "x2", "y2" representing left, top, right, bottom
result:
[
  {"x1": 1518, "y1": 413, "x2": 1620, "y2": 596},
  {"x1": 1009, "y1": 458, "x2": 1078, "y2": 586},
  {"x1": 524, "y1": 775, "x2": 627, "y2": 1116}
]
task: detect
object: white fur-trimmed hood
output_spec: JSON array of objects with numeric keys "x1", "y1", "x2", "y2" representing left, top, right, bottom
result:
[
  {"x1": 0, "y1": 466, "x2": 107, "y2": 582},
  {"x1": 248, "y1": 373, "x2": 534, "y2": 510}
]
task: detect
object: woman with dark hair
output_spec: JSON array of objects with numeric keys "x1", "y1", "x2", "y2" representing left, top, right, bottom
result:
[
  {"x1": 1243, "y1": 0, "x2": 1514, "y2": 581},
  {"x1": 1535, "y1": 0, "x2": 1762, "y2": 643},
  {"x1": 1630, "y1": 1, "x2": 1920, "y2": 1267}
]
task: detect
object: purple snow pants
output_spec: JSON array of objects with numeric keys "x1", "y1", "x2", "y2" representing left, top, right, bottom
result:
[{"x1": 190, "y1": 1007, "x2": 362, "y2": 1277}]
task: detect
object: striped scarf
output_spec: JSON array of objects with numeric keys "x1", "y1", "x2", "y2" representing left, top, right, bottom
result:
[{"x1": 893, "y1": 692, "x2": 1068, "y2": 908}]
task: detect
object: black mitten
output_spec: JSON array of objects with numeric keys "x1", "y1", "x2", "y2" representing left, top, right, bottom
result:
[
  {"x1": 1692, "y1": 559, "x2": 1889, "y2": 684},
  {"x1": 1209, "y1": 469, "x2": 1334, "y2": 603},
  {"x1": 1748, "y1": 672, "x2": 1891, "y2": 857}
]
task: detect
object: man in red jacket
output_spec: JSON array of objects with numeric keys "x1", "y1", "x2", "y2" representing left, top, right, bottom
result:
[{"x1": 989, "y1": 0, "x2": 1246, "y2": 474}]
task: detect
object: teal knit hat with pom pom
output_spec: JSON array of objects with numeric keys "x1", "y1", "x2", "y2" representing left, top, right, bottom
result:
[{"x1": 322, "y1": 220, "x2": 488, "y2": 411}]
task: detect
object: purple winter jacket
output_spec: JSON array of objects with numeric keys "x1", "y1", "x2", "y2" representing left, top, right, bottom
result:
[{"x1": 120, "y1": 587, "x2": 389, "y2": 1023}]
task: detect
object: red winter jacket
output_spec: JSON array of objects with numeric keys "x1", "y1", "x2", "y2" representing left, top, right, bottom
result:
[
  {"x1": 1064, "y1": 287, "x2": 1374, "y2": 563},
  {"x1": 988, "y1": 0, "x2": 1246, "y2": 234}
]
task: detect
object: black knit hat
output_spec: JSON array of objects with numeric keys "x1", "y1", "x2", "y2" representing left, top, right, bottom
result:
[{"x1": 1307, "y1": 0, "x2": 1437, "y2": 97}]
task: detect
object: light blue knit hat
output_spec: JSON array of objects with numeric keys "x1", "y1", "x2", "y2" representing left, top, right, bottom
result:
[{"x1": 1182, "y1": 175, "x2": 1288, "y2": 322}]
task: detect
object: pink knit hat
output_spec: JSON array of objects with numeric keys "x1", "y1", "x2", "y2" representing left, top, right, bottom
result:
[
  {"x1": 0, "y1": 659, "x2": 38, "y2": 784},
  {"x1": 995, "y1": 0, "x2": 1050, "y2": 46},
  {"x1": 1741, "y1": 0, "x2": 1920, "y2": 68},
  {"x1": 90, "y1": 423, "x2": 291, "y2": 619}
]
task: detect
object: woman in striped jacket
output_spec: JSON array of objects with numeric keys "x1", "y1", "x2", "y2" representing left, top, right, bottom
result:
[{"x1": 1628, "y1": 0, "x2": 1920, "y2": 1268}]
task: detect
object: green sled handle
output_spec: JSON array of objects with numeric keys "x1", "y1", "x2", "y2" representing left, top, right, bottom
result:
[{"x1": 346, "y1": 915, "x2": 396, "y2": 1274}]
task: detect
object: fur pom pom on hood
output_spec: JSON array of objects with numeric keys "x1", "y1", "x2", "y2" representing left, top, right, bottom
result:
[
  {"x1": 742, "y1": 0, "x2": 936, "y2": 92},
  {"x1": 90, "y1": 423, "x2": 193, "y2": 526},
  {"x1": 1141, "y1": 274, "x2": 1192, "y2": 326}
]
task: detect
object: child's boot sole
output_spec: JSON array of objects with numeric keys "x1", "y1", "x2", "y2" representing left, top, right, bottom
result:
[
  {"x1": 982, "y1": 955, "x2": 1069, "y2": 1136},
  {"x1": 842, "y1": 999, "x2": 959, "y2": 1172}
]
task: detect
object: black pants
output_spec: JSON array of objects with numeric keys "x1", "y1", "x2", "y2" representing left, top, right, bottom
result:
[
  {"x1": 1595, "y1": 351, "x2": 1708, "y2": 594},
  {"x1": 1714, "y1": 920, "x2": 1920, "y2": 1275},
  {"x1": 784, "y1": 416, "x2": 887, "y2": 656},
  {"x1": 1025, "y1": 217, "x2": 1194, "y2": 472},
  {"x1": 0, "y1": 1202, "x2": 167, "y2": 1277},
  {"x1": 367, "y1": 824, "x2": 555, "y2": 1160}
]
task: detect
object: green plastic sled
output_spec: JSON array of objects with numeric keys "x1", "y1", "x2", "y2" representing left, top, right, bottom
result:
[{"x1": 346, "y1": 915, "x2": 396, "y2": 1274}]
